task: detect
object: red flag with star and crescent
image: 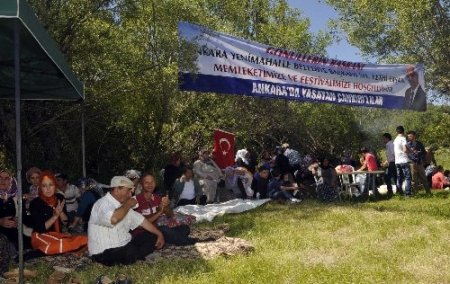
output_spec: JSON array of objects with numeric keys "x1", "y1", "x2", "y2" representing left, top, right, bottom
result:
[{"x1": 213, "y1": 129, "x2": 235, "y2": 169}]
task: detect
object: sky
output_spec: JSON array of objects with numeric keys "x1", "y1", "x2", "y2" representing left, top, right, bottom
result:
[{"x1": 287, "y1": 0, "x2": 371, "y2": 63}]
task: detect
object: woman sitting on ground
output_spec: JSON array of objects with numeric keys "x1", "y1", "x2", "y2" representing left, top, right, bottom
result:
[
  {"x1": 29, "y1": 171, "x2": 87, "y2": 255},
  {"x1": 172, "y1": 166, "x2": 203, "y2": 207},
  {"x1": 0, "y1": 168, "x2": 31, "y2": 249},
  {"x1": 309, "y1": 158, "x2": 338, "y2": 202},
  {"x1": 431, "y1": 166, "x2": 449, "y2": 189},
  {"x1": 25, "y1": 167, "x2": 41, "y2": 201}
]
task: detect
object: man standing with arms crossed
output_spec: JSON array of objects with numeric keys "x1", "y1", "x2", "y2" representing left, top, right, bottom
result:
[{"x1": 393, "y1": 126, "x2": 412, "y2": 197}]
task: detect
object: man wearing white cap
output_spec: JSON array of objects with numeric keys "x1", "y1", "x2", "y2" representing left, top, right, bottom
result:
[{"x1": 88, "y1": 176, "x2": 164, "y2": 266}]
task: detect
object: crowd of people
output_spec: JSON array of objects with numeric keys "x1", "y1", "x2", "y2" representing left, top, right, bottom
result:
[{"x1": 0, "y1": 125, "x2": 448, "y2": 269}]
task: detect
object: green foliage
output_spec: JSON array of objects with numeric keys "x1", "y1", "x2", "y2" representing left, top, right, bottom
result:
[{"x1": 326, "y1": 0, "x2": 450, "y2": 96}]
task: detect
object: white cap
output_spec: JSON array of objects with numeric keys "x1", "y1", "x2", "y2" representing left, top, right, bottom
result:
[{"x1": 110, "y1": 176, "x2": 134, "y2": 189}]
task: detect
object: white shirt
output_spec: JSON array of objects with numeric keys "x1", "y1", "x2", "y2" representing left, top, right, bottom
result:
[
  {"x1": 88, "y1": 192, "x2": 144, "y2": 255},
  {"x1": 179, "y1": 180, "x2": 195, "y2": 200},
  {"x1": 385, "y1": 140, "x2": 395, "y2": 163},
  {"x1": 393, "y1": 135, "x2": 410, "y2": 164}
]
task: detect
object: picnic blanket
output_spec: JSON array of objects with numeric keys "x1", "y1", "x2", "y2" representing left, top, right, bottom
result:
[
  {"x1": 146, "y1": 225, "x2": 253, "y2": 262},
  {"x1": 174, "y1": 198, "x2": 271, "y2": 222},
  {"x1": 145, "y1": 236, "x2": 254, "y2": 262},
  {"x1": 24, "y1": 225, "x2": 253, "y2": 270}
]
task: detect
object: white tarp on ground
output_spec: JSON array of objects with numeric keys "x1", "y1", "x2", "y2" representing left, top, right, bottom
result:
[{"x1": 174, "y1": 198, "x2": 271, "y2": 222}]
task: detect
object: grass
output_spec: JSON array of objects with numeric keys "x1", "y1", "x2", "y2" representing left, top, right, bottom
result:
[
  {"x1": 28, "y1": 190, "x2": 450, "y2": 284},
  {"x1": 436, "y1": 148, "x2": 450, "y2": 170}
]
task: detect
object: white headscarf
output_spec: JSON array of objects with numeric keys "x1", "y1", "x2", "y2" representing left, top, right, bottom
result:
[{"x1": 235, "y1": 149, "x2": 249, "y2": 165}]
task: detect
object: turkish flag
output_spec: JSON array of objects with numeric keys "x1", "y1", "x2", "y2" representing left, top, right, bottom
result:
[{"x1": 213, "y1": 129, "x2": 235, "y2": 169}]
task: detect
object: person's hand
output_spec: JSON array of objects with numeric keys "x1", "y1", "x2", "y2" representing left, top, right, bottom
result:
[
  {"x1": 0, "y1": 192, "x2": 8, "y2": 201},
  {"x1": 0, "y1": 217, "x2": 17, "y2": 228},
  {"x1": 126, "y1": 197, "x2": 138, "y2": 209},
  {"x1": 155, "y1": 234, "x2": 165, "y2": 249},
  {"x1": 53, "y1": 200, "x2": 65, "y2": 216},
  {"x1": 180, "y1": 175, "x2": 185, "y2": 182},
  {"x1": 160, "y1": 196, "x2": 170, "y2": 208}
]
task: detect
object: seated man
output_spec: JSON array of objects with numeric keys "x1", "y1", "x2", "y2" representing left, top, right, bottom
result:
[
  {"x1": 88, "y1": 176, "x2": 164, "y2": 266},
  {"x1": 251, "y1": 166, "x2": 270, "y2": 199},
  {"x1": 268, "y1": 168, "x2": 301, "y2": 203},
  {"x1": 172, "y1": 166, "x2": 203, "y2": 207},
  {"x1": 134, "y1": 173, "x2": 197, "y2": 246},
  {"x1": 69, "y1": 178, "x2": 104, "y2": 232},
  {"x1": 55, "y1": 173, "x2": 81, "y2": 223}
]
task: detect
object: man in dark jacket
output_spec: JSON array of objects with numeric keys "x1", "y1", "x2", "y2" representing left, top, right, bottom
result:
[{"x1": 406, "y1": 131, "x2": 431, "y2": 194}]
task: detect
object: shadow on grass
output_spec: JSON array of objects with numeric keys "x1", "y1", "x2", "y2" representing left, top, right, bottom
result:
[
  {"x1": 218, "y1": 199, "x2": 340, "y2": 237},
  {"x1": 207, "y1": 190, "x2": 449, "y2": 238},
  {"x1": 339, "y1": 190, "x2": 450, "y2": 218},
  {"x1": 73, "y1": 256, "x2": 213, "y2": 284}
]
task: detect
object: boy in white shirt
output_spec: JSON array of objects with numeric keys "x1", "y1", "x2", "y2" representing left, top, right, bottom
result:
[{"x1": 393, "y1": 126, "x2": 412, "y2": 196}]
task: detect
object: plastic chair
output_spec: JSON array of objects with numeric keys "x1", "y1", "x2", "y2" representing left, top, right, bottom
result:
[{"x1": 338, "y1": 172, "x2": 362, "y2": 199}]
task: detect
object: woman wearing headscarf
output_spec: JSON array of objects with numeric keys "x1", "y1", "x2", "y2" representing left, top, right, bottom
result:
[
  {"x1": 25, "y1": 167, "x2": 41, "y2": 200},
  {"x1": 309, "y1": 158, "x2": 339, "y2": 202},
  {"x1": 0, "y1": 169, "x2": 20, "y2": 248},
  {"x1": 125, "y1": 169, "x2": 142, "y2": 195},
  {"x1": 0, "y1": 168, "x2": 33, "y2": 250},
  {"x1": 29, "y1": 171, "x2": 87, "y2": 255}
]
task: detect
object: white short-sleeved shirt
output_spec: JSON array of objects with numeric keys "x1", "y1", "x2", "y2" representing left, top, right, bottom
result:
[
  {"x1": 393, "y1": 135, "x2": 410, "y2": 164},
  {"x1": 88, "y1": 192, "x2": 144, "y2": 255}
]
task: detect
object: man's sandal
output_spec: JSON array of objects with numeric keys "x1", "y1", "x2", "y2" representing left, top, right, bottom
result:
[
  {"x1": 115, "y1": 273, "x2": 132, "y2": 284},
  {"x1": 95, "y1": 275, "x2": 114, "y2": 284},
  {"x1": 47, "y1": 270, "x2": 66, "y2": 284}
]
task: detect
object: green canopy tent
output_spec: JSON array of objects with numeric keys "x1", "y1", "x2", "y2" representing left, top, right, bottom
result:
[{"x1": 0, "y1": 0, "x2": 84, "y2": 282}]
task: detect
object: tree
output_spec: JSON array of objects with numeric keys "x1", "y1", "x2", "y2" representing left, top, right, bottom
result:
[
  {"x1": 0, "y1": 0, "x2": 368, "y2": 181},
  {"x1": 326, "y1": 0, "x2": 450, "y2": 97}
]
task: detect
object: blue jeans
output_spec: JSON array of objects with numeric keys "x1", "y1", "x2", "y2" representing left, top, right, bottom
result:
[
  {"x1": 269, "y1": 189, "x2": 293, "y2": 200},
  {"x1": 396, "y1": 163, "x2": 412, "y2": 196}
]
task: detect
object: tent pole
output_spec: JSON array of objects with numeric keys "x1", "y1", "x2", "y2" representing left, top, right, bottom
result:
[
  {"x1": 14, "y1": 19, "x2": 24, "y2": 284},
  {"x1": 81, "y1": 103, "x2": 86, "y2": 177}
]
